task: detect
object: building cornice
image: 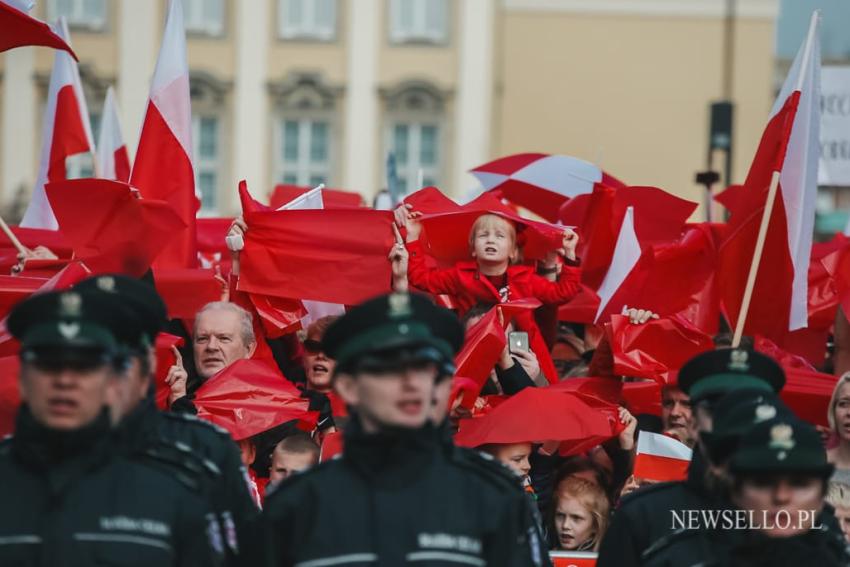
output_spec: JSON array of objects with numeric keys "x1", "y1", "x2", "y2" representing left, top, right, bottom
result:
[{"x1": 502, "y1": 0, "x2": 779, "y2": 20}]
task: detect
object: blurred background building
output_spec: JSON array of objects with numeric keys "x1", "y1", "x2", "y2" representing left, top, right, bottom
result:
[{"x1": 0, "y1": 0, "x2": 846, "y2": 229}]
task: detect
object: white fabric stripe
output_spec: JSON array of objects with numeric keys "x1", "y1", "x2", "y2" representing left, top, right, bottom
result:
[
  {"x1": 0, "y1": 535, "x2": 41, "y2": 545},
  {"x1": 73, "y1": 533, "x2": 171, "y2": 552},
  {"x1": 594, "y1": 206, "x2": 641, "y2": 322},
  {"x1": 636, "y1": 431, "x2": 693, "y2": 461},
  {"x1": 294, "y1": 553, "x2": 378, "y2": 567},
  {"x1": 406, "y1": 551, "x2": 486, "y2": 566}
]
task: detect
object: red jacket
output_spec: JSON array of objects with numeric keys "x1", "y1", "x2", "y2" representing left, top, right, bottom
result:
[{"x1": 407, "y1": 240, "x2": 582, "y2": 382}]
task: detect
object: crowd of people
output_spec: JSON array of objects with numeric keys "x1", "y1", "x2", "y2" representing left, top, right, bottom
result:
[{"x1": 0, "y1": 197, "x2": 849, "y2": 567}]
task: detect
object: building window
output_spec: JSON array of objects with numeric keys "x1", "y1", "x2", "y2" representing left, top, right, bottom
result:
[
  {"x1": 193, "y1": 115, "x2": 221, "y2": 214},
  {"x1": 275, "y1": 118, "x2": 331, "y2": 187},
  {"x1": 388, "y1": 122, "x2": 439, "y2": 194},
  {"x1": 65, "y1": 112, "x2": 99, "y2": 179},
  {"x1": 183, "y1": 0, "x2": 224, "y2": 37},
  {"x1": 47, "y1": 0, "x2": 106, "y2": 30},
  {"x1": 278, "y1": 0, "x2": 336, "y2": 41},
  {"x1": 389, "y1": 0, "x2": 447, "y2": 44}
]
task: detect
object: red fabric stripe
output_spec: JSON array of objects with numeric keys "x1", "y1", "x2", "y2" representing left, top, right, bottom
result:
[
  {"x1": 633, "y1": 452, "x2": 690, "y2": 482},
  {"x1": 472, "y1": 153, "x2": 548, "y2": 175},
  {"x1": 47, "y1": 85, "x2": 90, "y2": 182},
  {"x1": 0, "y1": 2, "x2": 77, "y2": 59},
  {"x1": 131, "y1": 103, "x2": 198, "y2": 269},
  {"x1": 114, "y1": 145, "x2": 131, "y2": 182}
]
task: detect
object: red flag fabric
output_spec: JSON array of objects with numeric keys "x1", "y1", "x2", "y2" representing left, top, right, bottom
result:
[
  {"x1": 454, "y1": 386, "x2": 620, "y2": 453},
  {"x1": 454, "y1": 308, "x2": 508, "y2": 408},
  {"x1": 412, "y1": 189, "x2": 564, "y2": 264},
  {"x1": 193, "y1": 359, "x2": 311, "y2": 441},
  {"x1": 718, "y1": 18, "x2": 820, "y2": 340},
  {"x1": 0, "y1": 355, "x2": 20, "y2": 437},
  {"x1": 633, "y1": 431, "x2": 692, "y2": 482},
  {"x1": 196, "y1": 217, "x2": 233, "y2": 271},
  {"x1": 46, "y1": 179, "x2": 186, "y2": 276},
  {"x1": 270, "y1": 184, "x2": 364, "y2": 210},
  {"x1": 130, "y1": 0, "x2": 197, "y2": 268},
  {"x1": 154, "y1": 268, "x2": 222, "y2": 320},
  {"x1": 608, "y1": 315, "x2": 714, "y2": 385},
  {"x1": 153, "y1": 333, "x2": 184, "y2": 410},
  {"x1": 0, "y1": 1, "x2": 77, "y2": 59},
  {"x1": 238, "y1": 208, "x2": 394, "y2": 305},
  {"x1": 21, "y1": 18, "x2": 93, "y2": 229}
]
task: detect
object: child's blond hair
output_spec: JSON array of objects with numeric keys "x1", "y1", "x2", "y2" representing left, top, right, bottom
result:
[
  {"x1": 551, "y1": 476, "x2": 610, "y2": 551},
  {"x1": 468, "y1": 214, "x2": 519, "y2": 261},
  {"x1": 827, "y1": 482, "x2": 850, "y2": 509}
]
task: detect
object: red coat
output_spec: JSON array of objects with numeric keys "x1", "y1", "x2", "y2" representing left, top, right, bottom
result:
[{"x1": 407, "y1": 240, "x2": 582, "y2": 382}]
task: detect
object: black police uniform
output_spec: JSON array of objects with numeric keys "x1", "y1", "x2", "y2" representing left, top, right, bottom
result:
[
  {"x1": 261, "y1": 292, "x2": 548, "y2": 567},
  {"x1": 76, "y1": 275, "x2": 260, "y2": 565},
  {"x1": 597, "y1": 348, "x2": 786, "y2": 567},
  {"x1": 0, "y1": 289, "x2": 224, "y2": 567}
]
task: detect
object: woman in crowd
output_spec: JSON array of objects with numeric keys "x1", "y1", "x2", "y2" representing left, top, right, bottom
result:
[
  {"x1": 827, "y1": 372, "x2": 850, "y2": 484},
  {"x1": 549, "y1": 476, "x2": 610, "y2": 551}
]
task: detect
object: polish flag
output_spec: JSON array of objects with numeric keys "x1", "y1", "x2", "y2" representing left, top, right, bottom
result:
[
  {"x1": 276, "y1": 185, "x2": 346, "y2": 326},
  {"x1": 130, "y1": 0, "x2": 197, "y2": 268},
  {"x1": 718, "y1": 12, "x2": 821, "y2": 341},
  {"x1": 633, "y1": 431, "x2": 692, "y2": 482},
  {"x1": 20, "y1": 17, "x2": 94, "y2": 229},
  {"x1": 594, "y1": 206, "x2": 641, "y2": 322},
  {"x1": 97, "y1": 87, "x2": 130, "y2": 182},
  {"x1": 0, "y1": 0, "x2": 76, "y2": 59}
]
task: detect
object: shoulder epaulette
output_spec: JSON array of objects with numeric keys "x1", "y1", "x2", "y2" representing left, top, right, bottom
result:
[
  {"x1": 129, "y1": 440, "x2": 216, "y2": 493},
  {"x1": 160, "y1": 411, "x2": 232, "y2": 438},
  {"x1": 263, "y1": 457, "x2": 342, "y2": 501},
  {"x1": 0, "y1": 435, "x2": 12, "y2": 456},
  {"x1": 617, "y1": 480, "x2": 682, "y2": 507}
]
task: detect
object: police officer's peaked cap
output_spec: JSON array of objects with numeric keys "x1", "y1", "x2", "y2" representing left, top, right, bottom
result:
[
  {"x1": 75, "y1": 274, "x2": 167, "y2": 349},
  {"x1": 701, "y1": 390, "x2": 794, "y2": 464},
  {"x1": 678, "y1": 348, "x2": 785, "y2": 403},
  {"x1": 7, "y1": 289, "x2": 131, "y2": 353},
  {"x1": 730, "y1": 417, "x2": 833, "y2": 478},
  {"x1": 323, "y1": 292, "x2": 464, "y2": 374}
]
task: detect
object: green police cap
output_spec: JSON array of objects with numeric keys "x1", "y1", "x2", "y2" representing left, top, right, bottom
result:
[
  {"x1": 75, "y1": 274, "x2": 167, "y2": 350},
  {"x1": 678, "y1": 348, "x2": 785, "y2": 404},
  {"x1": 323, "y1": 292, "x2": 464, "y2": 374},
  {"x1": 7, "y1": 289, "x2": 130, "y2": 354},
  {"x1": 730, "y1": 417, "x2": 833, "y2": 478},
  {"x1": 701, "y1": 390, "x2": 794, "y2": 465}
]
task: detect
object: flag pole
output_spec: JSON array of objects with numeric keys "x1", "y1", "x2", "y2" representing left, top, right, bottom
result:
[
  {"x1": 0, "y1": 215, "x2": 27, "y2": 256},
  {"x1": 731, "y1": 11, "x2": 819, "y2": 348}
]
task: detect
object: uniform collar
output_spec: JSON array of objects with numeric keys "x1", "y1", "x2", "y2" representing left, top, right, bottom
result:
[{"x1": 343, "y1": 416, "x2": 439, "y2": 485}]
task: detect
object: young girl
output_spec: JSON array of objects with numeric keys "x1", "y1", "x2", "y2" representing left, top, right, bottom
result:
[
  {"x1": 550, "y1": 476, "x2": 610, "y2": 551},
  {"x1": 392, "y1": 207, "x2": 580, "y2": 382}
]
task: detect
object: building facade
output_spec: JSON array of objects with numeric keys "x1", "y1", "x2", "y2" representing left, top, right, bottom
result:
[{"x1": 0, "y1": 0, "x2": 779, "y2": 218}]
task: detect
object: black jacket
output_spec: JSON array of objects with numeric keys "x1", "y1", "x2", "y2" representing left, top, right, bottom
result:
[
  {"x1": 0, "y1": 406, "x2": 223, "y2": 567},
  {"x1": 261, "y1": 420, "x2": 549, "y2": 567},
  {"x1": 115, "y1": 397, "x2": 260, "y2": 564}
]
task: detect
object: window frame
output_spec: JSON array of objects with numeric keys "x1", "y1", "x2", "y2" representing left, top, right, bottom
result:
[
  {"x1": 47, "y1": 0, "x2": 107, "y2": 31},
  {"x1": 277, "y1": 0, "x2": 337, "y2": 42},
  {"x1": 388, "y1": 0, "x2": 448, "y2": 45},
  {"x1": 272, "y1": 113, "x2": 334, "y2": 189},
  {"x1": 384, "y1": 120, "x2": 442, "y2": 196},
  {"x1": 192, "y1": 113, "x2": 222, "y2": 216},
  {"x1": 182, "y1": 0, "x2": 226, "y2": 38}
]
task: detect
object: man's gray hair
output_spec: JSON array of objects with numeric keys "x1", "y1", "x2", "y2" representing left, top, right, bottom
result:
[{"x1": 194, "y1": 301, "x2": 256, "y2": 346}]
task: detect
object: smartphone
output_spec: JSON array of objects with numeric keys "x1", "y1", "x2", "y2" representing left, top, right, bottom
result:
[{"x1": 508, "y1": 331, "x2": 529, "y2": 354}]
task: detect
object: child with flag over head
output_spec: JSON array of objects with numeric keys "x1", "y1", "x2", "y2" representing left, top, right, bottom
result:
[{"x1": 390, "y1": 204, "x2": 581, "y2": 383}]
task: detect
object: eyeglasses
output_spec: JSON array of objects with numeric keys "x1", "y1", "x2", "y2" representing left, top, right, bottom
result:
[{"x1": 303, "y1": 339, "x2": 324, "y2": 355}]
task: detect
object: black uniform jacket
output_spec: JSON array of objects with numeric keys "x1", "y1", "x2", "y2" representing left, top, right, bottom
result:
[
  {"x1": 0, "y1": 407, "x2": 222, "y2": 567},
  {"x1": 261, "y1": 420, "x2": 547, "y2": 567}
]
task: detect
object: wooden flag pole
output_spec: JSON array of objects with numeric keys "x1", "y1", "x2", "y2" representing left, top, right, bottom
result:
[
  {"x1": 731, "y1": 11, "x2": 819, "y2": 348},
  {"x1": 731, "y1": 170, "x2": 781, "y2": 347},
  {"x1": 0, "y1": 215, "x2": 27, "y2": 257}
]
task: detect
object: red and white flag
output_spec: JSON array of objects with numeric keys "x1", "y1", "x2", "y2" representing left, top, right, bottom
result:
[
  {"x1": 594, "y1": 206, "x2": 641, "y2": 322},
  {"x1": 97, "y1": 86, "x2": 130, "y2": 182},
  {"x1": 633, "y1": 431, "x2": 692, "y2": 482},
  {"x1": 0, "y1": 0, "x2": 77, "y2": 58},
  {"x1": 130, "y1": 0, "x2": 197, "y2": 268},
  {"x1": 718, "y1": 12, "x2": 821, "y2": 340},
  {"x1": 20, "y1": 17, "x2": 94, "y2": 229}
]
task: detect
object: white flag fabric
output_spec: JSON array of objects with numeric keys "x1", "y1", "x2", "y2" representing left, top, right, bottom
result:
[{"x1": 594, "y1": 206, "x2": 641, "y2": 322}]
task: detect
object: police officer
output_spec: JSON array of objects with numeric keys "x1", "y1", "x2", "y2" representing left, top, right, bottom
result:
[
  {"x1": 74, "y1": 274, "x2": 259, "y2": 565},
  {"x1": 261, "y1": 291, "x2": 548, "y2": 567},
  {"x1": 597, "y1": 347, "x2": 785, "y2": 567},
  {"x1": 0, "y1": 289, "x2": 222, "y2": 566},
  {"x1": 723, "y1": 417, "x2": 848, "y2": 566}
]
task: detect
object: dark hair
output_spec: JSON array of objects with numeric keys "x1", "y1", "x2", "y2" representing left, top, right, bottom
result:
[{"x1": 461, "y1": 303, "x2": 497, "y2": 329}]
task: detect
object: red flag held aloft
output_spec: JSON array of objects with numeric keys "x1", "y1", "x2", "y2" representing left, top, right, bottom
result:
[{"x1": 0, "y1": 1, "x2": 77, "y2": 59}]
